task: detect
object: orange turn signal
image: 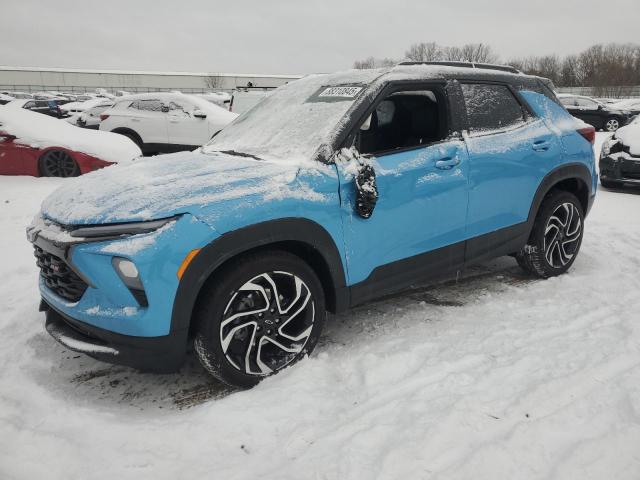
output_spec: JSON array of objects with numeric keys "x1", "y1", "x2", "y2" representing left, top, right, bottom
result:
[{"x1": 177, "y1": 249, "x2": 201, "y2": 279}]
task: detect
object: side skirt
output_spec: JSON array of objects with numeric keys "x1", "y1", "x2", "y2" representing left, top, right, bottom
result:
[{"x1": 348, "y1": 222, "x2": 530, "y2": 308}]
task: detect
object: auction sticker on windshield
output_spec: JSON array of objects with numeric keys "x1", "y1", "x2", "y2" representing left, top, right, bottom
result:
[{"x1": 307, "y1": 85, "x2": 364, "y2": 103}]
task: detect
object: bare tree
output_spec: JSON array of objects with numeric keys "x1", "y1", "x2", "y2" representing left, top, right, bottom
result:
[
  {"x1": 404, "y1": 42, "x2": 443, "y2": 62},
  {"x1": 353, "y1": 56, "x2": 397, "y2": 69},
  {"x1": 204, "y1": 74, "x2": 224, "y2": 90}
]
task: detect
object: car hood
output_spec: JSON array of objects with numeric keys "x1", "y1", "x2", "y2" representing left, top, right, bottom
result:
[{"x1": 41, "y1": 150, "x2": 304, "y2": 226}]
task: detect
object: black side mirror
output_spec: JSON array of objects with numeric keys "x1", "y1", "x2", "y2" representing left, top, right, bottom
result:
[
  {"x1": 355, "y1": 164, "x2": 378, "y2": 219},
  {"x1": 161, "y1": 105, "x2": 169, "y2": 113}
]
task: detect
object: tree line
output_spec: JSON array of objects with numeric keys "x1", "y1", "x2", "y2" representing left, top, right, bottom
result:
[{"x1": 354, "y1": 42, "x2": 640, "y2": 95}]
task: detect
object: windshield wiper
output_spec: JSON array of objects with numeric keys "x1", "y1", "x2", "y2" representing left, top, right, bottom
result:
[{"x1": 216, "y1": 150, "x2": 264, "y2": 161}]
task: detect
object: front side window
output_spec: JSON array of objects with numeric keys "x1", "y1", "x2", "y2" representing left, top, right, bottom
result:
[
  {"x1": 560, "y1": 97, "x2": 577, "y2": 107},
  {"x1": 462, "y1": 83, "x2": 526, "y2": 133},
  {"x1": 358, "y1": 89, "x2": 445, "y2": 156}
]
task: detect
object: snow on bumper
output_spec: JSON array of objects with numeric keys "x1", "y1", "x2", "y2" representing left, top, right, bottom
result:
[{"x1": 30, "y1": 214, "x2": 218, "y2": 338}]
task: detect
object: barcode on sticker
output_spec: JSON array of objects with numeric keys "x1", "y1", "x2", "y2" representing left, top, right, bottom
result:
[{"x1": 318, "y1": 86, "x2": 363, "y2": 98}]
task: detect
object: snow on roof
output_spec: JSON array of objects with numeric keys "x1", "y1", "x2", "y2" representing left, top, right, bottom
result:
[
  {"x1": 59, "y1": 98, "x2": 113, "y2": 113},
  {"x1": 0, "y1": 107, "x2": 141, "y2": 163},
  {"x1": 615, "y1": 122, "x2": 640, "y2": 156}
]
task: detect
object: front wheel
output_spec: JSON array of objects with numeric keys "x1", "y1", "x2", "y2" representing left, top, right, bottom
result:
[
  {"x1": 194, "y1": 251, "x2": 326, "y2": 388},
  {"x1": 516, "y1": 191, "x2": 584, "y2": 278}
]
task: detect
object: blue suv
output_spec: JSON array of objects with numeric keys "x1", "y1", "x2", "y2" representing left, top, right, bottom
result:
[{"x1": 28, "y1": 62, "x2": 597, "y2": 388}]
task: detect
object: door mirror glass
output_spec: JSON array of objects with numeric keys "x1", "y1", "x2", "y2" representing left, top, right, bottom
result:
[
  {"x1": 193, "y1": 109, "x2": 207, "y2": 119},
  {"x1": 161, "y1": 105, "x2": 169, "y2": 113}
]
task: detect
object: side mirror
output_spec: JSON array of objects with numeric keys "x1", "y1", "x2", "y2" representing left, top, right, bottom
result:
[
  {"x1": 597, "y1": 104, "x2": 604, "y2": 111},
  {"x1": 193, "y1": 109, "x2": 207, "y2": 119},
  {"x1": 355, "y1": 164, "x2": 378, "y2": 219},
  {"x1": 161, "y1": 105, "x2": 169, "y2": 113}
]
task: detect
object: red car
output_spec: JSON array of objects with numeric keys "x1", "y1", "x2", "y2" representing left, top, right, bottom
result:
[{"x1": 0, "y1": 106, "x2": 141, "y2": 177}]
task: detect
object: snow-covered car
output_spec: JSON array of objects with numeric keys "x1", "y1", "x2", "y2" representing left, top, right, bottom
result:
[
  {"x1": 99, "y1": 93, "x2": 238, "y2": 154},
  {"x1": 197, "y1": 92, "x2": 232, "y2": 108},
  {"x1": 0, "y1": 93, "x2": 16, "y2": 105},
  {"x1": 0, "y1": 107, "x2": 141, "y2": 177},
  {"x1": 600, "y1": 116, "x2": 640, "y2": 188},
  {"x1": 76, "y1": 102, "x2": 115, "y2": 129},
  {"x1": 59, "y1": 98, "x2": 114, "y2": 126}
]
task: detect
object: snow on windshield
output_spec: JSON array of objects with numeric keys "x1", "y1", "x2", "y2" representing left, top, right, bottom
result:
[{"x1": 202, "y1": 69, "x2": 384, "y2": 164}]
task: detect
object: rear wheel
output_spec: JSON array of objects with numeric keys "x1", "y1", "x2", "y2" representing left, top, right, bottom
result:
[
  {"x1": 39, "y1": 150, "x2": 80, "y2": 177},
  {"x1": 604, "y1": 117, "x2": 620, "y2": 132},
  {"x1": 194, "y1": 251, "x2": 326, "y2": 388},
  {"x1": 516, "y1": 191, "x2": 584, "y2": 278}
]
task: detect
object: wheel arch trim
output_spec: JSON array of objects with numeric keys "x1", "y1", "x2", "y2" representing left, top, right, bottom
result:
[
  {"x1": 169, "y1": 217, "x2": 348, "y2": 338},
  {"x1": 527, "y1": 162, "x2": 593, "y2": 226}
]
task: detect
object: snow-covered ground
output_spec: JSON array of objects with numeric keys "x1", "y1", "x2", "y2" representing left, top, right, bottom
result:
[{"x1": 1, "y1": 133, "x2": 640, "y2": 479}]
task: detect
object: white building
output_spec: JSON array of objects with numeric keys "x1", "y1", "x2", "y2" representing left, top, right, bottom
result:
[{"x1": 0, "y1": 66, "x2": 303, "y2": 94}]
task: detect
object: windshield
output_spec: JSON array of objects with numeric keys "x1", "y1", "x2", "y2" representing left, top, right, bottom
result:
[{"x1": 202, "y1": 69, "x2": 384, "y2": 163}]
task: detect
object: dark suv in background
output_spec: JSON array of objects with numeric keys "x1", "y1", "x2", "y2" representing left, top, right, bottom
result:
[{"x1": 558, "y1": 94, "x2": 631, "y2": 132}]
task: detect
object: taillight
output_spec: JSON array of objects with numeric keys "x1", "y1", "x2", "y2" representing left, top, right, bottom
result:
[
  {"x1": 99, "y1": 114, "x2": 109, "y2": 121},
  {"x1": 577, "y1": 126, "x2": 596, "y2": 144}
]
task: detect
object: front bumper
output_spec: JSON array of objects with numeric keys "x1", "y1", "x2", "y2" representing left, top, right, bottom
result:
[
  {"x1": 600, "y1": 154, "x2": 640, "y2": 184},
  {"x1": 42, "y1": 300, "x2": 185, "y2": 372}
]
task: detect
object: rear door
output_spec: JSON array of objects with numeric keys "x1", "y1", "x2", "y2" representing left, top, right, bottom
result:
[{"x1": 460, "y1": 82, "x2": 563, "y2": 260}]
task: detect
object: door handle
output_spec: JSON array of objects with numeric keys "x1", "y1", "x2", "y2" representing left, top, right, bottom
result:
[
  {"x1": 435, "y1": 157, "x2": 460, "y2": 170},
  {"x1": 532, "y1": 140, "x2": 551, "y2": 152},
  {"x1": 131, "y1": 118, "x2": 140, "y2": 122}
]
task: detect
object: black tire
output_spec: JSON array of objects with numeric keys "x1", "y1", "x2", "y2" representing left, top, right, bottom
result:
[
  {"x1": 604, "y1": 117, "x2": 620, "y2": 132},
  {"x1": 601, "y1": 179, "x2": 622, "y2": 189},
  {"x1": 39, "y1": 150, "x2": 80, "y2": 177},
  {"x1": 516, "y1": 190, "x2": 584, "y2": 278},
  {"x1": 193, "y1": 250, "x2": 326, "y2": 389}
]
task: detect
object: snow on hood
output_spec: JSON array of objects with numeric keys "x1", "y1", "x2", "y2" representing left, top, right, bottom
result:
[
  {"x1": 0, "y1": 107, "x2": 141, "y2": 164},
  {"x1": 59, "y1": 98, "x2": 112, "y2": 113},
  {"x1": 41, "y1": 150, "x2": 306, "y2": 225},
  {"x1": 615, "y1": 122, "x2": 640, "y2": 156}
]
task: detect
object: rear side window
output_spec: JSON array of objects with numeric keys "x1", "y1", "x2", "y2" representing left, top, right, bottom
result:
[{"x1": 461, "y1": 84, "x2": 526, "y2": 133}]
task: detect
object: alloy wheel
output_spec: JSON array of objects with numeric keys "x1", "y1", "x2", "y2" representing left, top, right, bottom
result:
[
  {"x1": 605, "y1": 119, "x2": 619, "y2": 132},
  {"x1": 40, "y1": 150, "x2": 79, "y2": 177},
  {"x1": 219, "y1": 271, "x2": 315, "y2": 376},
  {"x1": 543, "y1": 202, "x2": 582, "y2": 268}
]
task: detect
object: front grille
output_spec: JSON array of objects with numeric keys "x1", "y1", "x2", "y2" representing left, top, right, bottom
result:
[{"x1": 34, "y1": 246, "x2": 88, "y2": 302}]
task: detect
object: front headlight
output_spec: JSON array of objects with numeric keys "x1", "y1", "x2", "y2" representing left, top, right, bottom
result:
[{"x1": 70, "y1": 216, "x2": 178, "y2": 240}]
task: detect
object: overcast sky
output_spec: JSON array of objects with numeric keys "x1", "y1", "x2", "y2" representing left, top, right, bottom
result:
[{"x1": 2, "y1": 0, "x2": 638, "y2": 75}]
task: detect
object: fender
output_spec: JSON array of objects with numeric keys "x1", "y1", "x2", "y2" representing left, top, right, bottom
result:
[
  {"x1": 526, "y1": 162, "x2": 593, "y2": 225},
  {"x1": 169, "y1": 218, "x2": 349, "y2": 339}
]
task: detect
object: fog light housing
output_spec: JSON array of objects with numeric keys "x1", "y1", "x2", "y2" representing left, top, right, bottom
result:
[{"x1": 112, "y1": 257, "x2": 147, "y2": 306}]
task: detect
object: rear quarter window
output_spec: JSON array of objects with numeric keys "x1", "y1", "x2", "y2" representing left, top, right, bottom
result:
[{"x1": 461, "y1": 83, "x2": 526, "y2": 133}]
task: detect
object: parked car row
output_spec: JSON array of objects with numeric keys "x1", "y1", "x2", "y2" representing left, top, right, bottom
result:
[{"x1": 558, "y1": 93, "x2": 636, "y2": 132}]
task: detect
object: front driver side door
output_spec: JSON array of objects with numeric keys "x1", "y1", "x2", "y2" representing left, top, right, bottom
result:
[{"x1": 335, "y1": 83, "x2": 469, "y2": 301}]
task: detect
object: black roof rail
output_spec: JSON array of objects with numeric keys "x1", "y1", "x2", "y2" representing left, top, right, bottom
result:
[{"x1": 397, "y1": 61, "x2": 521, "y2": 75}]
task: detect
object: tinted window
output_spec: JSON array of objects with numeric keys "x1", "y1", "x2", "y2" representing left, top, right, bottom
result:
[
  {"x1": 461, "y1": 84, "x2": 526, "y2": 133},
  {"x1": 358, "y1": 89, "x2": 444, "y2": 155},
  {"x1": 131, "y1": 99, "x2": 163, "y2": 112},
  {"x1": 559, "y1": 97, "x2": 577, "y2": 106}
]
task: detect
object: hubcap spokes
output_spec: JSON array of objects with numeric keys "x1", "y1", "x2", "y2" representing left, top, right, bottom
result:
[
  {"x1": 544, "y1": 202, "x2": 582, "y2": 268},
  {"x1": 219, "y1": 272, "x2": 315, "y2": 376},
  {"x1": 606, "y1": 120, "x2": 618, "y2": 131},
  {"x1": 43, "y1": 151, "x2": 76, "y2": 177}
]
